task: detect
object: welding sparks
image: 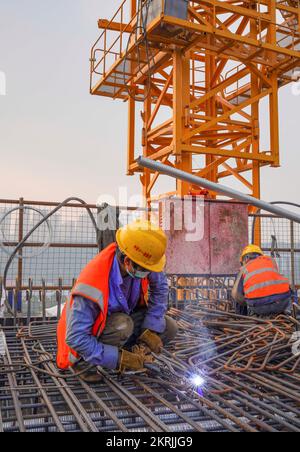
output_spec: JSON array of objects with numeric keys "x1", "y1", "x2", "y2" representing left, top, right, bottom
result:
[
  {"x1": 191, "y1": 375, "x2": 205, "y2": 388},
  {"x1": 188, "y1": 373, "x2": 206, "y2": 396}
]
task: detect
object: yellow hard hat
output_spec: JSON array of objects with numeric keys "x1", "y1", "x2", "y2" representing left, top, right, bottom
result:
[
  {"x1": 116, "y1": 220, "x2": 167, "y2": 272},
  {"x1": 241, "y1": 244, "x2": 263, "y2": 262}
]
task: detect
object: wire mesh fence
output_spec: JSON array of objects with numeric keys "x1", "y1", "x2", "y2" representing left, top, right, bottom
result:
[
  {"x1": 0, "y1": 199, "x2": 148, "y2": 290},
  {"x1": 0, "y1": 199, "x2": 99, "y2": 289},
  {"x1": 0, "y1": 202, "x2": 299, "y2": 432},
  {"x1": 0, "y1": 199, "x2": 299, "y2": 319},
  {"x1": 250, "y1": 214, "x2": 300, "y2": 287}
]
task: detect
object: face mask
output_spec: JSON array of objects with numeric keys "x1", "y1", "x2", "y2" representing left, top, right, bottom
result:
[
  {"x1": 126, "y1": 268, "x2": 136, "y2": 279},
  {"x1": 126, "y1": 262, "x2": 150, "y2": 279},
  {"x1": 133, "y1": 269, "x2": 150, "y2": 279}
]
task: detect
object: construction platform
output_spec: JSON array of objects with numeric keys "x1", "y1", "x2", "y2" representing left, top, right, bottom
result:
[
  {"x1": 0, "y1": 199, "x2": 299, "y2": 432},
  {"x1": 90, "y1": 0, "x2": 300, "y2": 207},
  {"x1": 91, "y1": 0, "x2": 300, "y2": 100},
  {"x1": 1, "y1": 293, "x2": 299, "y2": 433}
]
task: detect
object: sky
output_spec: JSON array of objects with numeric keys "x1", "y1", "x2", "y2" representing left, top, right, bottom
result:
[{"x1": 0, "y1": 0, "x2": 299, "y2": 206}]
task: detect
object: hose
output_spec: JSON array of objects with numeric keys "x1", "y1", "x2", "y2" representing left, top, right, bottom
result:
[
  {"x1": 0, "y1": 206, "x2": 53, "y2": 259},
  {"x1": 2, "y1": 197, "x2": 99, "y2": 317}
]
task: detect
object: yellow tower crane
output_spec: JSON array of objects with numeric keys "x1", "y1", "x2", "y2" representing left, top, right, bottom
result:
[{"x1": 90, "y1": 0, "x2": 300, "y2": 215}]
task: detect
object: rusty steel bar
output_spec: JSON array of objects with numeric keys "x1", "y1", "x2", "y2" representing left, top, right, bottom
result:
[
  {"x1": 17, "y1": 198, "x2": 24, "y2": 295},
  {"x1": 1, "y1": 282, "x2": 299, "y2": 432},
  {"x1": 20, "y1": 338, "x2": 66, "y2": 433},
  {"x1": 2, "y1": 242, "x2": 98, "y2": 248},
  {"x1": 0, "y1": 199, "x2": 152, "y2": 211}
]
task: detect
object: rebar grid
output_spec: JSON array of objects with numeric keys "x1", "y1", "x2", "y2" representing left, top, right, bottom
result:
[{"x1": 1, "y1": 295, "x2": 299, "y2": 433}]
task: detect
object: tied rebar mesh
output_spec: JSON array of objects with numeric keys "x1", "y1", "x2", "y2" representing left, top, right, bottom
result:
[
  {"x1": 0, "y1": 199, "x2": 299, "y2": 432},
  {"x1": 0, "y1": 290, "x2": 299, "y2": 433}
]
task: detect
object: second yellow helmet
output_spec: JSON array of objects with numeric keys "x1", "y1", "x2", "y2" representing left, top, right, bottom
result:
[{"x1": 241, "y1": 244, "x2": 263, "y2": 263}]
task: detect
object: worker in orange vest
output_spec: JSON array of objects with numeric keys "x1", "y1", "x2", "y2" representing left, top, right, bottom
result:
[
  {"x1": 232, "y1": 245, "x2": 292, "y2": 317},
  {"x1": 56, "y1": 220, "x2": 178, "y2": 383}
]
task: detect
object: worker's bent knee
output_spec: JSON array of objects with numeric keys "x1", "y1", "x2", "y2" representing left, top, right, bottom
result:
[
  {"x1": 113, "y1": 313, "x2": 135, "y2": 338},
  {"x1": 161, "y1": 316, "x2": 178, "y2": 345},
  {"x1": 101, "y1": 313, "x2": 134, "y2": 346}
]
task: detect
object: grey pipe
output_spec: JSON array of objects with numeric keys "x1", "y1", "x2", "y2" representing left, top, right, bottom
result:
[{"x1": 138, "y1": 157, "x2": 300, "y2": 224}]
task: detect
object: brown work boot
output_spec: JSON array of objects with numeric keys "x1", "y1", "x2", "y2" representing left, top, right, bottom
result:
[{"x1": 74, "y1": 362, "x2": 103, "y2": 384}]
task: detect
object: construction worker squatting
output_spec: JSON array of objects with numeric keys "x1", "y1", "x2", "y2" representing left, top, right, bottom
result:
[
  {"x1": 232, "y1": 245, "x2": 292, "y2": 317},
  {"x1": 56, "y1": 220, "x2": 178, "y2": 382}
]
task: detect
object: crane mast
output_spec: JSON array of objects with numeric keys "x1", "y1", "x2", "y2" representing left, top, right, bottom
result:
[{"x1": 90, "y1": 0, "x2": 300, "y2": 212}]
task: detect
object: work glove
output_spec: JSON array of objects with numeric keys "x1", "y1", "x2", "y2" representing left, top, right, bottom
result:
[
  {"x1": 132, "y1": 344, "x2": 155, "y2": 362},
  {"x1": 138, "y1": 329, "x2": 163, "y2": 354},
  {"x1": 118, "y1": 349, "x2": 145, "y2": 372}
]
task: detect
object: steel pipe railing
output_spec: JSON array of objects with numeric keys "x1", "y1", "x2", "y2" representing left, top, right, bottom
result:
[{"x1": 138, "y1": 157, "x2": 300, "y2": 224}]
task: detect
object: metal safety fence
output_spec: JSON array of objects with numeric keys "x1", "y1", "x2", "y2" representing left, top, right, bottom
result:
[
  {"x1": 251, "y1": 213, "x2": 300, "y2": 289},
  {"x1": 0, "y1": 199, "x2": 148, "y2": 290},
  {"x1": 0, "y1": 199, "x2": 299, "y2": 319},
  {"x1": 0, "y1": 199, "x2": 299, "y2": 432}
]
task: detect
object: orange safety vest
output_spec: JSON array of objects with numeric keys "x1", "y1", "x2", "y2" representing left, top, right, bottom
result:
[
  {"x1": 242, "y1": 255, "x2": 290, "y2": 300},
  {"x1": 56, "y1": 243, "x2": 149, "y2": 370}
]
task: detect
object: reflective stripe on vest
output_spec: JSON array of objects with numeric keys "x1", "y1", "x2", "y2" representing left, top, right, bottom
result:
[
  {"x1": 72, "y1": 283, "x2": 104, "y2": 311},
  {"x1": 56, "y1": 243, "x2": 150, "y2": 370},
  {"x1": 69, "y1": 352, "x2": 80, "y2": 365},
  {"x1": 243, "y1": 256, "x2": 290, "y2": 299},
  {"x1": 65, "y1": 297, "x2": 72, "y2": 325},
  {"x1": 243, "y1": 267, "x2": 278, "y2": 284},
  {"x1": 245, "y1": 279, "x2": 290, "y2": 296}
]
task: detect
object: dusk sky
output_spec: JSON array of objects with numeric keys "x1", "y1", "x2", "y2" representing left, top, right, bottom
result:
[{"x1": 0, "y1": 1, "x2": 299, "y2": 206}]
